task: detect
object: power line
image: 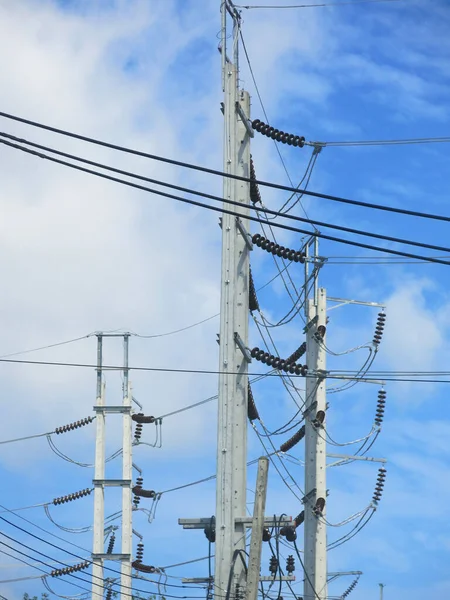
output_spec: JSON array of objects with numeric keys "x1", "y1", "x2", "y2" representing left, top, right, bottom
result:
[
  {"x1": 5, "y1": 131, "x2": 449, "y2": 255},
  {"x1": 315, "y1": 136, "x2": 450, "y2": 147},
  {"x1": 1, "y1": 355, "x2": 450, "y2": 382},
  {"x1": 236, "y1": 0, "x2": 403, "y2": 7},
  {"x1": 0, "y1": 521, "x2": 214, "y2": 598},
  {"x1": 1, "y1": 111, "x2": 450, "y2": 223},
  {"x1": 1, "y1": 137, "x2": 450, "y2": 265},
  {"x1": 239, "y1": 30, "x2": 318, "y2": 227}
]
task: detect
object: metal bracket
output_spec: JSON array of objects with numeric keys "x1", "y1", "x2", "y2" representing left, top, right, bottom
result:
[
  {"x1": 235, "y1": 102, "x2": 254, "y2": 137},
  {"x1": 93, "y1": 479, "x2": 132, "y2": 487},
  {"x1": 327, "y1": 453, "x2": 387, "y2": 468},
  {"x1": 93, "y1": 405, "x2": 132, "y2": 413},
  {"x1": 91, "y1": 553, "x2": 131, "y2": 560},
  {"x1": 234, "y1": 332, "x2": 252, "y2": 363},
  {"x1": 303, "y1": 315, "x2": 318, "y2": 333},
  {"x1": 183, "y1": 578, "x2": 213, "y2": 584},
  {"x1": 133, "y1": 529, "x2": 143, "y2": 540},
  {"x1": 260, "y1": 576, "x2": 296, "y2": 582},
  {"x1": 303, "y1": 400, "x2": 318, "y2": 418},
  {"x1": 235, "y1": 217, "x2": 253, "y2": 250},
  {"x1": 302, "y1": 488, "x2": 317, "y2": 505},
  {"x1": 178, "y1": 516, "x2": 292, "y2": 529},
  {"x1": 327, "y1": 296, "x2": 385, "y2": 312}
]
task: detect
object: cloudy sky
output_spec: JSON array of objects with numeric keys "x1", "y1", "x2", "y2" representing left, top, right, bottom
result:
[{"x1": 0, "y1": 0, "x2": 449, "y2": 599}]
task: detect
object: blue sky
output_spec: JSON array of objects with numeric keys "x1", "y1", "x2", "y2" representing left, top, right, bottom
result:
[{"x1": 0, "y1": 1, "x2": 449, "y2": 599}]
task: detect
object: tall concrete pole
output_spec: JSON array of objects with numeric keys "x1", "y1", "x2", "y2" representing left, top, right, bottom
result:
[
  {"x1": 215, "y1": 2, "x2": 251, "y2": 599},
  {"x1": 304, "y1": 286, "x2": 327, "y2": 600},
  {"x1": 121, "y1": 335, "x2": 132, "y2": 596}
]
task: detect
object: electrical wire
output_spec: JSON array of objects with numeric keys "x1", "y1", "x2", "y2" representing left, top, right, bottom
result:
[
  {"x1": 3, "y1": 355, "x2": 450, "y2": 383},
  {"x1": 0, "y1": 501, "x2": 206, "y2": 579},
  {"x1": 239, "y1": 30, "x2": 318, "y2": 227},
  {"x1": 2, "y1": 137, "x2": 450, "y2": 265},
  {"x1": 316, "y1": 135, "x2": 450, "y2": 147},
  {"x1": 0, "y1": 524, "x2": 217, "y2": 599},
  {"x1": 2, "y1": 114, "x2": 450, "y2": 223},
  {"x1": 237, "y1": 0, "x2": 403, "y2": 7},
  {"x1": 0, "y1": 334, "x2": 91, "y2": 359}
]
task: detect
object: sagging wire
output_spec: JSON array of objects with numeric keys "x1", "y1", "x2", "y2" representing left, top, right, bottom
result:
[
  {"x1": 328, "y1": 469, "x2": 386, "y2": 550},
  {"x1": 251, "y1": 422, "x2": 303, "y2": 501},
  {"x1": 278, "y1": 147, "x2": 322, "y2": 215},
  {"x1": 327, "y1": 347, "x2": 376, "y2": 394},
  {"x1": 42, "y1": 576, "x2": 90, "y2": 599},
  {"x1": 47, "y1": 435, "x2": 123, "y2": 467},
  {"x1": 292, "y1": 538, "x2": 322, "y2": 600},
  {"x1": 134, "y1": 417, "x2": 162, "y2": 449},
  {"x1": 327, "y1": 510, "x2": 375, "y2": 551},
  {"x1": 320, "y1": 506, "x2": 372, "y2": 528},
  {"x1": 255, "y1": 268, "x2": 317, "y2": 329},
  {"x1": 321, "y1": 339, "x2": 373, "y2": 357},
  {"x1": 249, "y1": 162, "x2": 305, "y2": 313},
  {"x1": 327, "y1": 311, "x2": 386, "y2": 394},
  {"x1": 137, "y1": 494, "x2": 163, "y2": 523},
  {"x1": 326, "y1": 389, "x2": 386, "y2": 466},
  {"x1": 252, "y1": 314, "x2": 306, "y2": 409}
]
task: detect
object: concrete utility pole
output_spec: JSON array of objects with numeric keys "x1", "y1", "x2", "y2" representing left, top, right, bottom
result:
[
  {"x1": 379, "y1": 583, "x2": 385, "y2": 599},
  {"x1": 304, "y1": 241, "x2": 328, "y2": 600},
  {"x1": 246, "y1": 458, "x2": 269, "y2": 600},
  {"x1": 91, "y1": 334, "x2": 133, "y2": 600},
  {"x1": 215, "y1": 1, "x2": 252, "y2": 599}
]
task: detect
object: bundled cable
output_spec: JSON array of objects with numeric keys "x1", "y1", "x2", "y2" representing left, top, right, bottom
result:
[
  {"x1": 249, "y1": 266, "x2": 260, "y2": 313},
  {"x1": 252, "y1": 233, "x2": 306, "y2": 263},
  {"x1": 52, "y1": 488, "x2": 92, "y2": 505},
  {"x1": 252, "y1": 119, "x2": 306, "y2": 148},
  {"x1": 279, "y1": 425, "x2": 305, "y2": 452},
  {"x1": 373, "y1": 311, "x2": 386, "y2": 346},
  {"x1": 50, "y1": 560, "x2": 90, "y2": 577},
  {"x1": 55, "y1": 416, "x2": 94, "y2": 435},
  {"x1": 374, "y1": 389, "x2": 386, "y2": 427},
  {"x1": 250, "y1": 156, "x2": 262, "y2": 205},
  {"x1": 247, "y1": 383, "x2": 260, "y2": 422},
  {"x1": 250, "y1": 347, "x2": 307, "y2": 376},
  {"x1": 372, "y1": 468, "x2": 387, "y2": 505}
]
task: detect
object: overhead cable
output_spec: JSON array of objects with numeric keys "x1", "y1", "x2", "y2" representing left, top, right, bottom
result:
[
  {"x1": 7, "y1": 131, "x2": 449, "y2": 254},
  {"x1": 237, "y1": 0, "x2": 403, "y2": 7},
  {"x1": 1, "y1": 137, "x2": 449, "y2": 265},
  {"x1": 1, "y1": 113, "x2": 450, "y2": 223}
]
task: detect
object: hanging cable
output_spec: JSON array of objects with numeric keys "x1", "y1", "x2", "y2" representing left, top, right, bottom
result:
[
  {"x1": 2, "y1": 135, "x2": 450, "y2": 265},
  {"x1": 2, "y1": 119, "x2": 450, "y2": 225}
]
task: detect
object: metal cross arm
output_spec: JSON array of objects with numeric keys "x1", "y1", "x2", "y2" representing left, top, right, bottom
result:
[{"x1": 178, "y1": 516, "x2": 292, "y2": 529}]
